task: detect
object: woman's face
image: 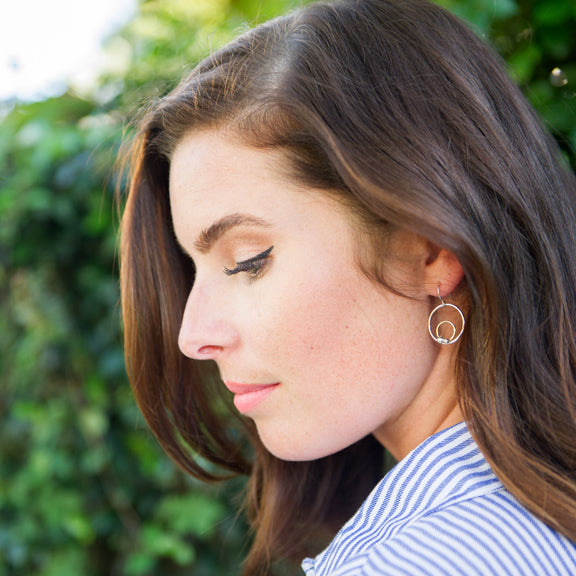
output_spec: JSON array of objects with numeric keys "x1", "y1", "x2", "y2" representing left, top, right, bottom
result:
[{"x1": 169, "y1": 130, "x2": 460, "y2": 461}]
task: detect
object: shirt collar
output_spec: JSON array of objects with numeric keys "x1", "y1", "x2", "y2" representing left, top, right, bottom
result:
[{"x1": 303, "y1": 422, "x2": 502, "y2": 575}]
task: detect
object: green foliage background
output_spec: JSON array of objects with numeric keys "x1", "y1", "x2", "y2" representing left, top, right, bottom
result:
[{"x1": 0, "y1": 0, "x2": 574, "y2": 574}]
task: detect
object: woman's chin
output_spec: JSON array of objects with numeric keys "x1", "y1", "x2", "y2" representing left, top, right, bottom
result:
[{"x1": 256, "y1": 425, "x2": 361, "y2": 462}]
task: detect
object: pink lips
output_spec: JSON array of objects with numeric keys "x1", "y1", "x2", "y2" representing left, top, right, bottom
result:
[{"x1": 225, "y1": 382, "x2": 280, "y2": 414}]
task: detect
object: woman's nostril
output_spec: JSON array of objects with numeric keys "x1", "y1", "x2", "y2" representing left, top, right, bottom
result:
[{"x1": 197, "y1": 345, "x2": 223, "y2": 357}]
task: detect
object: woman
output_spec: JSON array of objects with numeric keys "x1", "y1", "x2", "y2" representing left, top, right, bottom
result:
[{"x1": 120, "y1": 0, "x2": 576, "y2": 574}]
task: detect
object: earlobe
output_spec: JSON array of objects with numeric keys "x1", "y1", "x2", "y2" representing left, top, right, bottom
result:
[{"x1": 424, "y1": 243, "x2": 465, "y2": 297}]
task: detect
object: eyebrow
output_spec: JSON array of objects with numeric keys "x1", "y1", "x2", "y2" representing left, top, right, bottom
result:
[{"x1": 192, "y1": 213, "x2": 272, "y2": 253}]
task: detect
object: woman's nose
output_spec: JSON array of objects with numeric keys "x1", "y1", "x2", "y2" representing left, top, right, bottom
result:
[{"x1": 178, "y1": 284, "x2": 239, "y2": 360}]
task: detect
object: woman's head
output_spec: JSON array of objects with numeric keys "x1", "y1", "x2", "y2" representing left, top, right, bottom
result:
[
  {"x1": 169, "y1": 129, "x2": 464, "y2": 461},
  {"x1": 121, "y1": 0, "x2": 576, "y2": 570}
]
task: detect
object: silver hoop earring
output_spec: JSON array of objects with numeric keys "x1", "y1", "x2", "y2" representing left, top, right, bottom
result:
[{"x1": 428, "y1": 286, "x2": 465, "y2": 345}]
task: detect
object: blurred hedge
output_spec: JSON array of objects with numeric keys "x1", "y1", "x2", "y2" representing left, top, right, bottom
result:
[{"x1": 0, "y1": 0, "x2": 574, "y2": 575}]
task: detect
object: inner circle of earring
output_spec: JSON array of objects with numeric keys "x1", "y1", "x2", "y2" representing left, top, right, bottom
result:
[{"x1": 428, "y1": 288, "x2": 465, "y2": 345}]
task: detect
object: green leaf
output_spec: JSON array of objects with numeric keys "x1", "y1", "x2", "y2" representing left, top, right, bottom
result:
[
  {"x1": 156, "y1": 492, "x2": 227, "y2": 537},
  {"x1": 141, "y1": 524, "x2": 197, "y2": 564},
  {"x1": 533, "y1": 0, "x2": 574, "y2": 25}
]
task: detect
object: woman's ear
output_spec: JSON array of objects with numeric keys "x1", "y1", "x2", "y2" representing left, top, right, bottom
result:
[
  {"x1": 385, "y1": 233, "x2": 464, "y2": 299},
  {"x1": 424, "y1": 241, "x2": 465, "y2": 297}
]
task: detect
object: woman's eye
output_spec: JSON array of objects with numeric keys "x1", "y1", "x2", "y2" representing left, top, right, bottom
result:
[{"x1": 224, "y1": 246, "x2": 274, "y2": 280}]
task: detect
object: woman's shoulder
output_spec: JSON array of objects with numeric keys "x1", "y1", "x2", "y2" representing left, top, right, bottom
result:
[
  {"x1": 347, "y1": 487, "x2": 576, "y2": 576},
  {"x1": 303, "y1": 423, "x2": 576, "y2": 575}
]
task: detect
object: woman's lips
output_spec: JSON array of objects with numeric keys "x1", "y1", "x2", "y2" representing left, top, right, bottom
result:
[{"x1": 225, "y1": 382, "x2": 280, "y2": 414}]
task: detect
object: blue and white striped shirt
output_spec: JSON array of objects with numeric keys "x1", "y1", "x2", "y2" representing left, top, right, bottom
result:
[{"x1": 302, "y1": 422, "x2": 576, "y2": 575}]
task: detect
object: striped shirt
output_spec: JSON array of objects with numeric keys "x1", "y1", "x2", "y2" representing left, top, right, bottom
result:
[{"x1": 302, "y1": 422, "x2": 576, "y2": 575}]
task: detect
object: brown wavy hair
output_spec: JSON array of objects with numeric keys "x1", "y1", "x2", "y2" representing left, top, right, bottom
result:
[{"x1": 120, "y1": 0, "x2": 576, "y2": 573}]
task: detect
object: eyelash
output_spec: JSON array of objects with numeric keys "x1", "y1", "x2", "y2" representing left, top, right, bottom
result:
[{"x1": 224, "y1": 246, "x2": 274, "y2": 279}]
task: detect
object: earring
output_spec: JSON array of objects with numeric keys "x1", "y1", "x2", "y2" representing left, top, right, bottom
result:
[{"x1": 428, "y1": 285, "x2": 465, "y2": 345}]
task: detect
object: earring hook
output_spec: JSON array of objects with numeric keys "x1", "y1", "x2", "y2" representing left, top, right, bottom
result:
[{"x1": 437, "y1": 284, "x2": 446, "y2": 306}]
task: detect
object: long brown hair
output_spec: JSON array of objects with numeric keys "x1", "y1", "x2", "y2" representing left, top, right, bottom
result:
[{"x1": 120, "y1": 0, "x2": 576, "y2": 573}]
